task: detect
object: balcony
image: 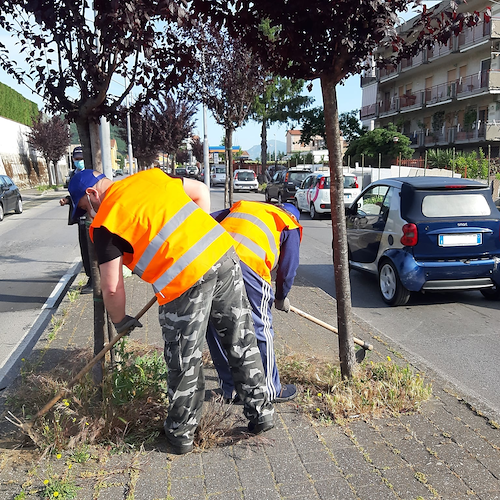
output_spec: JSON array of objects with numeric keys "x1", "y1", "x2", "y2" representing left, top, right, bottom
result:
[
  {"x1": 360, "y1": 103, "x2": 377, "y2": 119},
  {"x1": 457, "y1": 20, "x2": 491, "y2": 50},
  {"x1": 456, "y1": 70, "x2": 489, "y2": 96},
  {"x1": 423, "y1": 82, "x2": 455, "y2": 106}
]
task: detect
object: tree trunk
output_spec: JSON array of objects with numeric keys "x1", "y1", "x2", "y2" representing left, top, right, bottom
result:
[
  {"x1": 45, "y1": 157, "x2": 55, "y2": 186},
  {"x1": 261, "y1": 117, "x2": 267, "y2": 178},
  {"x1": 74, "y1": 117, "x2": 93, "y2": 171},
  {"x1": 90, "y1": 121, "x2": 103, "y2": 173},
  {"x1": 320, "y1": 75, "x2": 356, "y2": 379}
]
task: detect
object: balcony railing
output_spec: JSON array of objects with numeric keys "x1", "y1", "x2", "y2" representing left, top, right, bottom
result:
[
  {"x1": 456, "y1": 70, "x2": 489, "y2": 95},
  {"x1": 360, "y1": 103, "x2": 377, "y2": 119},
  {"x1": 457, "y1": 20, "x2": 491, "y2": 49}
]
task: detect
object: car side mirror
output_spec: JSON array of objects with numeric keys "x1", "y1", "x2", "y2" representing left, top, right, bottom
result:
[{"x1": 345, "y1": 204, "x2": 356, "y2": 216}]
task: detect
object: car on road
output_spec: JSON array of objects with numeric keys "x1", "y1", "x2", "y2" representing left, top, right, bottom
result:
[
  {"x1": 295, "y1": 171, "x2": 360, "y2": 219},
  {"x1": 233, "y1": 169, "x2": 258, "y2": 192},
  {"x1": 113, "y1": 169, "x2": 124, "y2": 177},
  {"x1": 174, "y1": 167, "x2": 189, "y2": 178},
  {"x1": 345, "y1": 177, "x2": 500, "y2": 306},
  {"x1": 0, "y1": 175, "x2": 22, "y2": 221},
  {"x1": 211, "y1": 165, "x2": 226, "y2": 186},
  {"x1": 265, "y1": 168, "x2": 310, "y2": 203}
]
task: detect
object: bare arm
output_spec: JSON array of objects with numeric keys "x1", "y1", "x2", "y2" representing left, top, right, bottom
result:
[
  {"x1": 182, "y1": 177, "x2": 210, "y2": 213},
  {"x1": 99, "y1": 256, "x2": 126, "y2": 323}
]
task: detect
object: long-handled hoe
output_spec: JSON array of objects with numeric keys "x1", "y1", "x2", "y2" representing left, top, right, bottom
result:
[
  {"x1": 6, "y1": 296, "x2": 158, "y2": 439},
  {"x1": 289, "y1": 304, "x2": 373, "y2": 363}
]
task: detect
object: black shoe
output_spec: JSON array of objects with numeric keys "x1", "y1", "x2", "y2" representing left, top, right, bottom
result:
[
  {"x1": 165, "y1": 432, "x2": 193, "y2": 455},
  {"x1": 224, "y1": 394, "x2": 242, "y2": 405},
  {"x1": 273, "y1": 384, "x2": 297, "y2": 403},
  {"x1": 248, "y1": 418, "x2": 274, "y2": 435},
  {"x1": 81, "y1": 278, "x2": 93, "y2": 295}
]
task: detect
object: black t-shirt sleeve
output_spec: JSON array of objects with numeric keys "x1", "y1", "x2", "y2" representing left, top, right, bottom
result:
[{"x1": 92, "y1": 226, "x2": 134, "y2": 265}]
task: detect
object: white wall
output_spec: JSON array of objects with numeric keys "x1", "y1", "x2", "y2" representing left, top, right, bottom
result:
[{"x1": 0, "y1": 115, "x2": 69, "y2": 188}]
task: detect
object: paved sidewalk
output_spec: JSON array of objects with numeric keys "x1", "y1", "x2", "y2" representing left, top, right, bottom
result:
[{"x1": 1, "y1": 272, "x2": 500, "y2": 499}]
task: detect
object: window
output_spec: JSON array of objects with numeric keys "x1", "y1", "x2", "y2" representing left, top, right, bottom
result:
[
  {"x1": 422, "y1": 194, "x2": 490, "y2": 217},
  {"x1": 360, "y1": 185, "x2": 390, "y2": 216}
]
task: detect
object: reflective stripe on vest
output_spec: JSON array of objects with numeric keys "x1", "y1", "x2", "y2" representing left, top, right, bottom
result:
[
  {"x1": 134, "y1": 203, "x2": 195, "y2": 277},
  {"x1": 153, "y1": 223, "x2": 226, "y2": 293},
  {"x1": 225, "y1": 211, "x2": 278, "y2": 267}
]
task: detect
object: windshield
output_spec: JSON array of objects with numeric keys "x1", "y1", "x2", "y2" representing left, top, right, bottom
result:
[{"x1": 344, "y1": 176, "x2": 357, "y2": 189}]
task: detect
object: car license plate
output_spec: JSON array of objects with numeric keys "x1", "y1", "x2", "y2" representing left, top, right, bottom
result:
[{"x1": 438, "y1": 233, "x2": 482, "y2": 246}]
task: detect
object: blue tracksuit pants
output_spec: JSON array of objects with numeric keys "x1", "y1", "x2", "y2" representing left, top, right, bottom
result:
[{"x1": 206, "y1": 262, "x2": 281, "y2": 401}]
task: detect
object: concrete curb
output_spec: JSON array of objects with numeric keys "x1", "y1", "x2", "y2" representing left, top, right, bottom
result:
[{"x1": 0, "y1": 258, "x2": 81, "y2": 391}]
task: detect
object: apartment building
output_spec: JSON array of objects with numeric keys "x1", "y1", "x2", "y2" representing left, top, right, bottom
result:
[{"x1": 360, "y1": 0, "x2": 500, "y2": 157}]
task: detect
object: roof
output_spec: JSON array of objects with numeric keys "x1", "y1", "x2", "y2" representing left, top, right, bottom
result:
[
  {"x1": 373, "y1": 176, "x2": 488, "y2": 189},
  {"x1": 286, "y1": 130, "x2": 302, "y2": 136}
]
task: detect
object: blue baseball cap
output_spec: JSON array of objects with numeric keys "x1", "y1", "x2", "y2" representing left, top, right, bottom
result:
[
  {"x1": 68, "y1": 169, "x2": 106, "y2": 220},
  {"x1": 282, "y1": 202, "x2": 300, "y2": 222}
]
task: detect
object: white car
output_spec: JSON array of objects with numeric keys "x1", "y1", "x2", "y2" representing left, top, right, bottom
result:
[
  {"x1": 210, "y1": 165, "x2": 226, "y2": 186},
  {"x1": 295, "y1": 172, "x2": 360, "y2": 219},
  {"x1": 233, "y1": 169, "x2": 258, "y2": 192}
]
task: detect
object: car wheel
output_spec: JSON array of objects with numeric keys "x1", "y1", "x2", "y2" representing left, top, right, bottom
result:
[
  {"x1": 265, "y1": 190, "x2": 271, "y2": 202},
  {"x1": 310, "y1": 203, "x2": 319, "y2": 220},
  {"x1": 378, "y1": 260, "x2": 410, "y2": 306},
  {"x1": 0, "y1": 202, "x2": 4, "y2": 221},
  {"x1": 480, "y1": 286, "x2": 500, "y2": 300},
  {"x1": 277, "y1": 193, "x2": 283, "y2": 204},
  {"x1": 15, "y1": 198, "x2": 22, "y2": 214}
]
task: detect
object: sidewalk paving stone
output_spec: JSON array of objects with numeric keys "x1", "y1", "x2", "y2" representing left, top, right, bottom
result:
[{"x1": 1, "y1": 271, "x2": 500, "y2": 499}]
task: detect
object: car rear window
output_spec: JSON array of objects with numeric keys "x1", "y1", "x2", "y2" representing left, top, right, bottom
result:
[
  {"x1": 422, "y1": 193, "x2": 491, "y2": 217},
  {"x1": 288, "y1": 172, "x2": 309, "y2": 183},
  {"x1": 344, "y1": 176, "x2": 357, "y2": 189},
  {"x1": 215, "y1": 167, "x2": 225, "y2": 174},
  {"x1": 236, "y1": 171, "x2": 255, "y2": 181}
]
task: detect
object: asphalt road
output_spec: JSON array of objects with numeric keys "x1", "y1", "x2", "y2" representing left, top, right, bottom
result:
[
  {"x1": 213, "y1": 187, "x2": 500, "y2": 420},
  {"x1": 0, "y1": 189, "x2": 81, "y2": 389}
]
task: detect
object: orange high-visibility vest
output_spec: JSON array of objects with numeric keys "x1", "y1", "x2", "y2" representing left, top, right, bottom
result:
[
  {"x1": 221, "y1": 200, "x2": 302, "y2": 283},
  {"x1": 90, "y1": 169, "x2": 234, "y2": 305}
]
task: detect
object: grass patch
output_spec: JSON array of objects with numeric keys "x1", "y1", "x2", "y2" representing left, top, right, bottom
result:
[
  {"x1": 5, "y1": 340, "x2": 169, "y2": 453},
  {"x1": 277, "y1": 353, "x2": 432, "y2": 422},
  {"x1": 4, "y1": 340, "x2": 249, "y2": 455}
]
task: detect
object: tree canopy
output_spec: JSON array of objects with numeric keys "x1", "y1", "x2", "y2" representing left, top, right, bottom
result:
[
  {"x1": 26, "y1": 112, "x2": 71, "y2": 185},
  {"x1": 0, "y1": 0, "x2": 196, "y2": 169}
]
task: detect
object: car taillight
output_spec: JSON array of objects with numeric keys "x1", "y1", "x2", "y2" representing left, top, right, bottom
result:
[
  {"x1": 235, "y1": 173, "x2": 238, "y2": 179},
  {"x1": 318, "y1": 177, "x2": 326, "y2": 189},
  {"x1": 401, "y1": 223, "x2": 418, "y2": 246},
  {"x1": 284, "y1": 172, "x2": 289, "y2": 182},
  {"x1": 353, "y1": 176, "x2": 359, "y2": 188}
]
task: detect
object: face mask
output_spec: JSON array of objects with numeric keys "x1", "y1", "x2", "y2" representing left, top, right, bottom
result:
[
  {"x1": 74, "y1": 159, "x2": 84, "y2": 170},
  {"x1": 87, "y1": 194, "x2": 98, "y2": 219}
]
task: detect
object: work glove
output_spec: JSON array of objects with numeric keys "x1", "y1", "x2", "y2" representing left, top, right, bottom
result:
[
  {"x1": 274, "y1": 297, "x2": 290, "y2": 313},
  {"x1": 113, "y1": 315, "x2": 142, "y2": 335}
]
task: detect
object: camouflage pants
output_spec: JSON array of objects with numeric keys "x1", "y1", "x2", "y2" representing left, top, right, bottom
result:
[{"x1": 159, "y1": 248, "x2": 274, "y2": 445}]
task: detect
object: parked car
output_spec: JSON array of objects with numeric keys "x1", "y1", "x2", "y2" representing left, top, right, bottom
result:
[
  {"x1": 211, "y1": 165, "x2": 227, "y2": 186},
  {"x1": 265, "y1": 168, "x2": 310, "y2": 203},
  {"x1": 113, "y1": 169, "x2": 124, "y2": 177},
  {"x1": 295, "y1": 172, "x2": 360, "y2": 219},
  {"x1": 187, "y1": 165, "x2": 199, "y2": 178},
  {"x1": 344, "y1": 177, "x2": 500, "y2": 306},
  {"x1": 174, "y1": 167, "x2": 188, "y2": 178},
  {"x1": 233, "y1": 169, "x2": 259, "y2": 192},
  {"x1": 0, "y1": 174, "x2": 22, "y2": 221}
]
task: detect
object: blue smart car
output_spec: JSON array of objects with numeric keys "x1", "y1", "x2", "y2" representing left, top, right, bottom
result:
[{"x1": 345, "y1": 177, "x2": 500, "y2": 306}]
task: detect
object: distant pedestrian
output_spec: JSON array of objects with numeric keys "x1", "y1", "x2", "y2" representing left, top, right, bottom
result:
[
  {"x1": 207, "y1": 200, "x2": 302, "y2": 403},
  {"x1": 68, "y1": 168, "x2": 274, "y2": 455},
  {"x1": 59, "y1": 146, "x2": 91, "y2": 293}
]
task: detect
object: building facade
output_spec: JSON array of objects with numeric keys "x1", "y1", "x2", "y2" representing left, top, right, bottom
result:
[{"x1": 360, "y1": 0, "x2": 500, "y2": 157}]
